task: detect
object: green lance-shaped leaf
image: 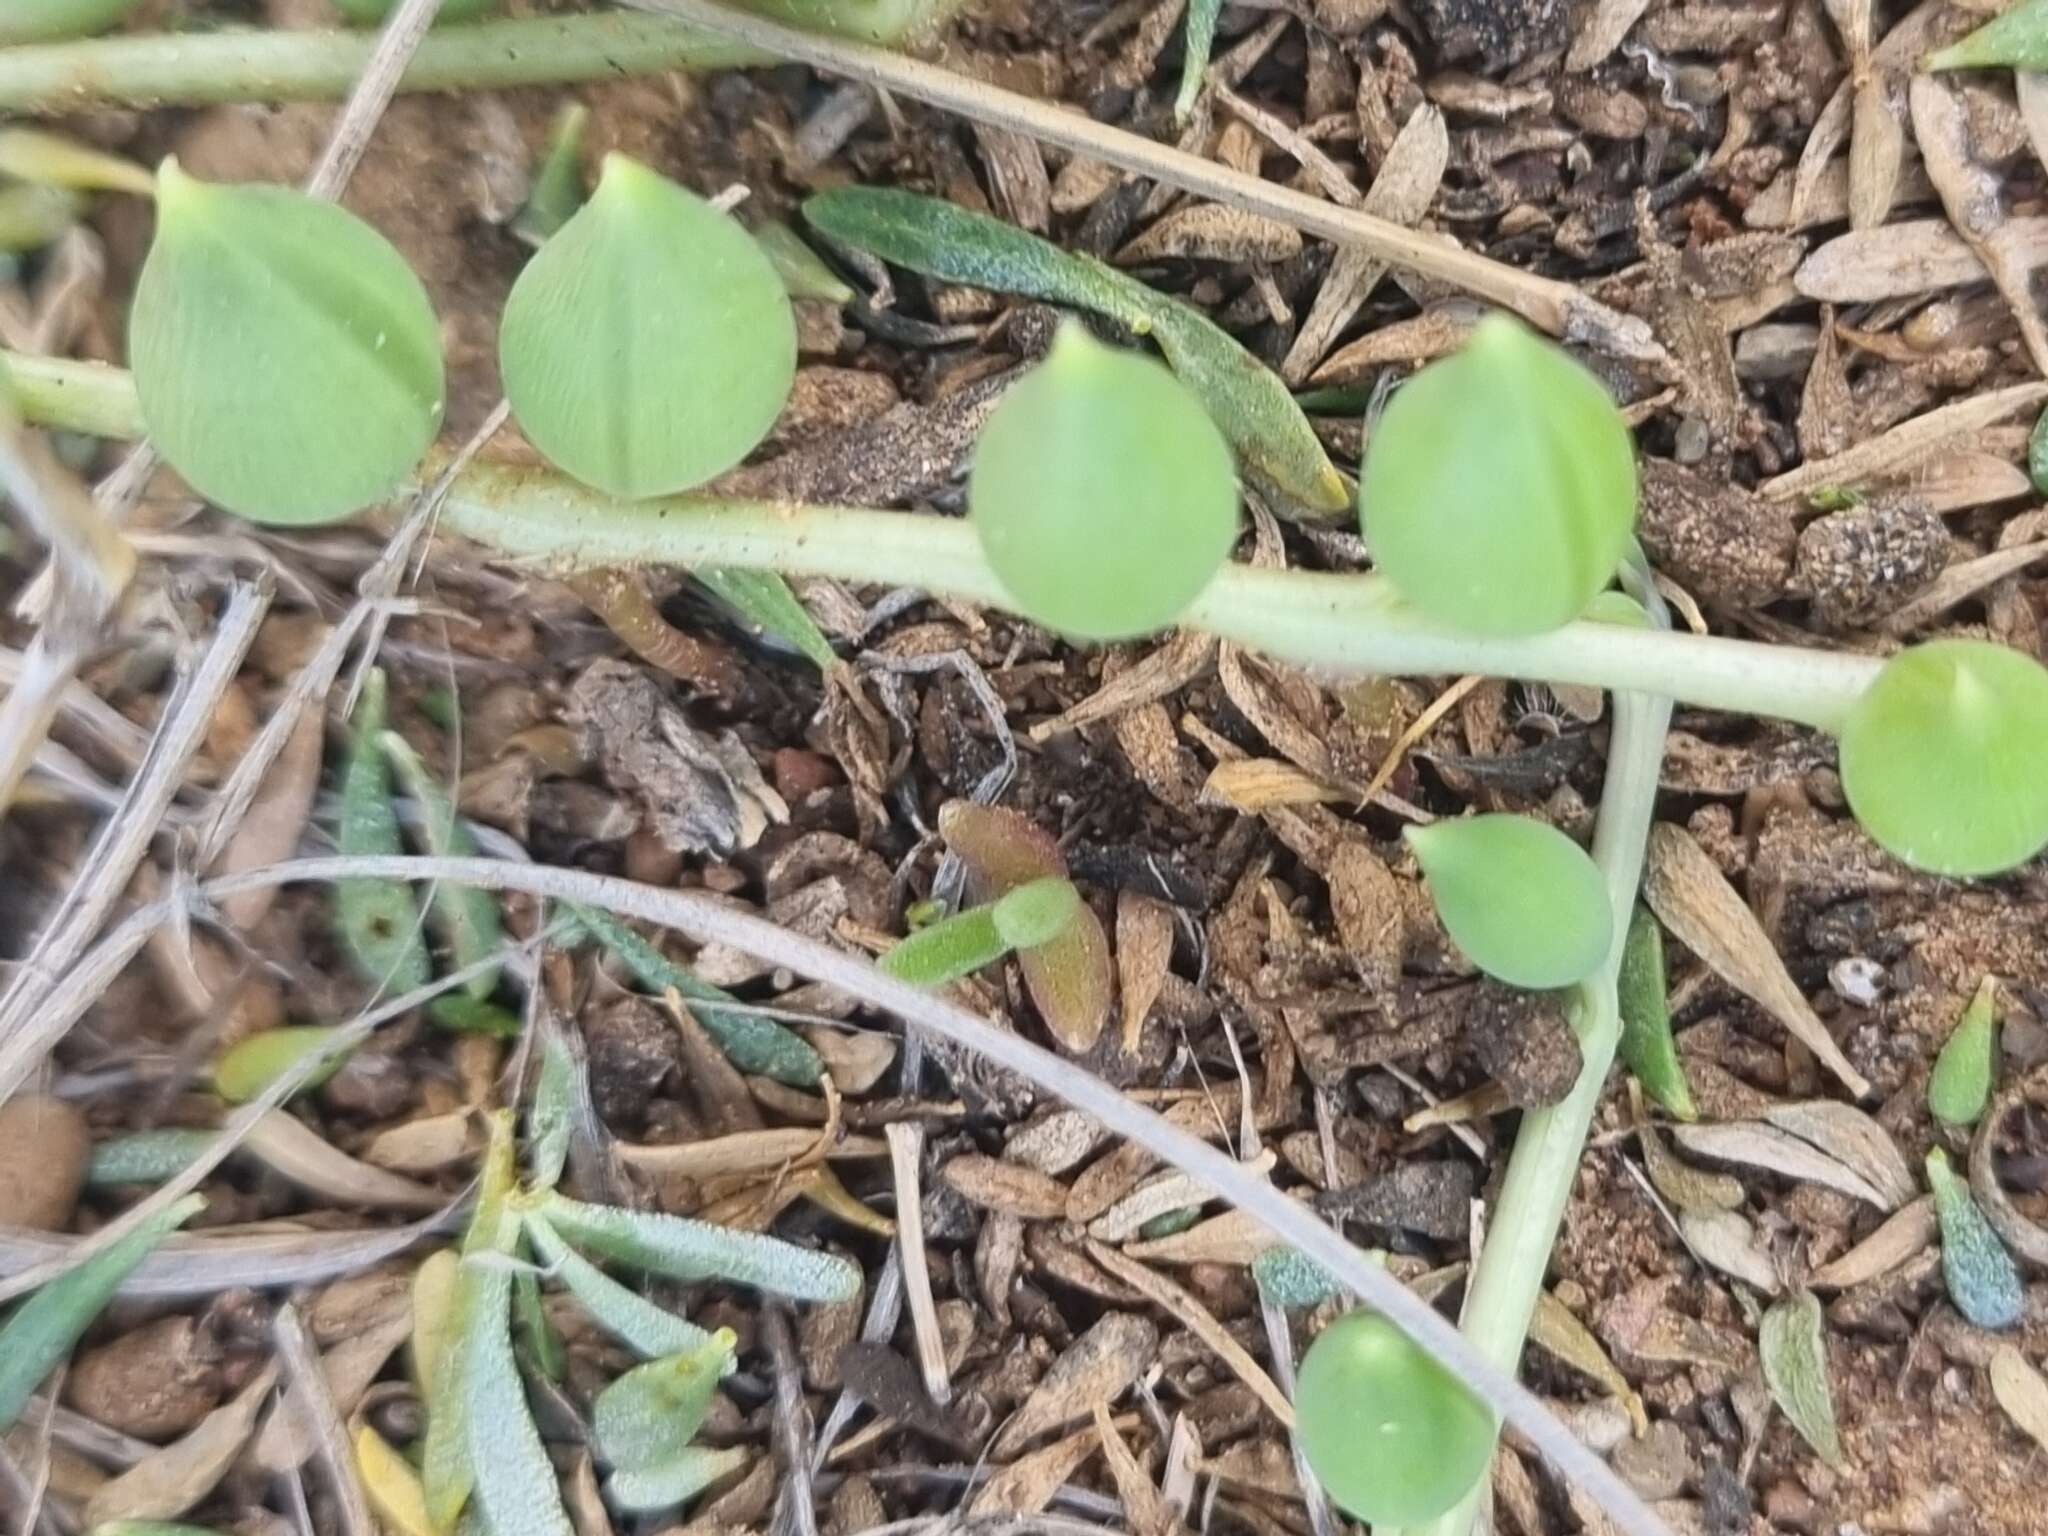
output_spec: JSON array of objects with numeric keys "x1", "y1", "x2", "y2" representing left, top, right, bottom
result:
[
  {"x1": 1403, "y1": 813, "x2": 1612, "y2": 991},
  {"x1": 87, "y1": 1128, "x2": 214, "y2": 1187},
  {"x1": 1359, "y1": 312, "x2": 1637, "y2": 637},
  {"x1": 461, "y1": 1262, "x2": 575, "y2": 1536},
  {"x1": 559, "y1": 900, "x2": 822, "y2": 1087},
  {"x1": 592, "y1": 1331, "x2": 736, "y2": 1471},
  {"x1": 512, "y1": 1267, "x2": 565, "y2": 1382},
  {"x1": 129, "y1": 160, "x2": 443, "y2": 525},
  {"x1": 802, "y1": 186, "x2": 1347, "y2": 515},
  {"x1": 525, "y1": 1036, "x2": 577, "y2": 1192},
  {"x1": 523, "y1": 1215, "x2": 719, "y2": 1360},
  {"x1": 512, "y1": 103, "x2": 588, "y2": 251},
  {"x1": 970, "y1": 322, "x2": 1239, "y2": 640},
  {"x1": 1924, "y1": 0, "x2": 2048, "y2": 70},
  {"x1": 0, "y1": 1194, "x2": 203, "y2": 1434},
  {"x1": 877, "y1": 878, "x2": 1080, "y2": 990},
  {"x1": 1929, "y1": 977, "x2": 1999, "y2": 1129},
  {"x1": 1616, "y1": 905, "x2": 1696, "y2": 1121},
  {"x1": 333, "y1": 0, "x2": 501, "y2": 27},
  {"x1": 1758, "y1": 1291, "x2": 1844, "y2": 1469},
  {"x1": 1294, "y1": 1310, "x2": 1494, "y2": 1526},
  {"x1": 1175, "y1": 0, "x2": 1222, "y2": 120},
  {"x1": 693, "y1": 567, "x2": 838, "y2": 673},
  {"x1": 605, "y1": 1446, "x2": 749, "y2": 1514},
  {"x1": 2031, "y1": 404, "x2": 2048, "y2": 497},
  {"x1": 500, "y1": 154, "x2": 795, "y2": 500},
  {"x1": 379, "y1": 731, "x2": 502, "y2": 1001},
  {"x1": 213, "y1": 1024, "x2": 350, "y2": 1104},
  {"x1": 1927, "y1": 1147, "x2": 2024, "y2": 1331},
  {"x1": 535, "y1": 1192, "x2": 860, "y2": 1302},
  {"x1": 1250, "y1": 1246, "x2": 1341, "y2": 1309},
  {"x1": 335, "y1": 671, "x2": 432, "y2": 996},
  {"x1": 1837, "y1": 639, "x2": 2048, "y2": 878},
  {"x1": 0, "y1": 0, "x2": 143, "y2": 44}
]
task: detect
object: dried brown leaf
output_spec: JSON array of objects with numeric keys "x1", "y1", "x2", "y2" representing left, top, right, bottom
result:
[
  {"x1": 1809, "y1": 1195, "x2": 1936, "y2": 1289},
  {"x1": 1642, "y1": 824, "x2": 1870, "y2": 1098},
  {"x1": 1326, "y1": 839, "x2": 1401, "y2": 992},
  {"x1": 1116, "y1": 892, "x2": 1174, "y2": 1054},
  {"x1": 1202, "y1": 758, "x2": 1347, "y2": 811},
  {"x1": 1092, "y1": 1403, "x2": 1182, "y2": 1536},
  {"x1": 940, "y1": 1153, "x2": 1069, "y2": 1219},
  {"x1": 1789, "y1": 80, "x2": 1854, "y2": 231},
  {"x1": 244, "y1": 1111, "x2": 444, "y2": 1213},
  {"x1": 1670, "y1": 1122, "x2": 1891, "y2": 1209},
  {"x1": 1795, "y1": 218, "x2": 2048, "y2": 302},
  {"x1": 1639, "y1": 1121, "x2": 1745, "y2": 1215},
  {"x1": 1848, "y1": 78, "x2": 1904, "y2": 231},
  {"x1": 1991, "y1": 1346, "x2": 2048, "y2": 1453},
  {"x1": 247, "y1": 1306, "x2": 409, "y2": 1473},
  {"x1": 1125, "y1": 1206, "x2": 1273, "y2": 1266},
  {"x1": 1116, "y1": 204, "x2": 1303, "y2": 264},
  {"x1": 1528, "y1": 1292, "x2": 1648, "y2": 1436},
  {"x1": 1307, "y1": 303, "x2": 1481, "y2": 386},
  {"x1": 1029, "y1": 630, "x2": 1213, "y2": 743},
  {"x1": 967, "y1": 1426, "x2": 1099, "y2": 1516},
  {"x1": 1797, "y1": 310, "x2": 1854, "y2": 462},
  {"x1": 362, "y1": 1111, "x2": 476, "y2": 1174},
  {"x1": 1762, "y1": 1101, "x2": 1916, "y2": 1208},
  {"x1": 990, "y1": 1313, "x2": 1158, "y2": 1457},
  {"x1": 617, "y1": 1127, "x2": 886, "y2": 1180},
  {"x1": 1679, "y1": 1207, "x2": 1782, "y2": 1294},
  {"x1": 213, "y1": 705, "x2": 323, "y2": 932}
]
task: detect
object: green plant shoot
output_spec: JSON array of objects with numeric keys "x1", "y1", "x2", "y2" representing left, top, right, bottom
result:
[
  {"x1": 214, "y1": 1024, "x2": 349, "y2": 1103},
  {"x1": 1616, "y1": 905, "x2": 1695, "y2": 1120},
  {"x1": 1404, "y1": 813, "x2": 1612, "y2": 990},
  {"x1": 877, "y1": 876, "x2": 1082, "y2": 988},
  {"x1": 1360, "y1": 313, "x2": 1636, "y2": 636},
  {"x1": 1923, "y1": 0, "x2": 2048, "y2": 70},
  {"x1": 1928, "y1": 976, "x2": 1998, "y2": 1129},
  {"x1": 499, "y1": 154, "x2": 795, "y2": 499},
  {"x1": 970, "y1": 322, "x2": 1237, "y2": 640},
  {"x1": 129, "y1": 161, "x2": 443, "y2": 524}
]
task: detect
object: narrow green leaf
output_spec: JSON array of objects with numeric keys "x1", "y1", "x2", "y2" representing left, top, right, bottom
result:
[
  {"x1": 751, "y1": 220, "x2": 855, "y2": 305},
  {"x1": 213, "y1": 1025, "x2": 350, "y2": 1104},
  {"x1": 335, "y1": 670, "x2": 431, "y2": 995},
  {"x1": 500, "y1": 154, "x2": 794, "y2": 499},
  {"x1": 87, "y1": 1129, "x2": 214, "y2": 1187},
  {"x1": 380, "y1": 731, "x2": 502, "y2": 1000},
  {"x1": 604, "y1": 1446, "x2": 748, "y2": 1514},
  {"x1": 461, "y1": 1263, "x2": 574, "y2": 1536},
  {"x1": 803, "y1": 187, "x2": 1347, "y2": 515},
  {"x1": 2030, "y1": 404, "x2": 2048, "y2": 497},
  {"x1": 694, "y1": 567, "x2": 838, "y2": 673},
  {"x1": 1250, "y1": 1246, "x2": 1341, "y2": 1309},
  {"x1": 0, "y1": 129, "x2": 154, "y2": 197},
  {"x1": 1927, "y1": 1147, "x2": 2023, "y2": 1330},
  {"x1": 1404, "y1": 814, "x2": 1612, "y2": 991},
  {"x1": 990, "y1": 878, "x2": 1082, "y2": 950},
  {"x1": 424, "y1": 996, "x2": 522, "y2": 1037},
  {"x1": 1758, "y1": 1291, "x2": 1844, "y2": 1468},
  {"x1": 1928, "y1": 977, "x2": 1998, "y2": 1129},
  {"x1": 1360, "y1": 313, "x2": 1636, "y2": 636},
  {"x1": 876, "y1": 904, "x2": 1009, "y2": 988},
  {"x1": 1838, "y1": 639, "x2": 2048, "y2": 878},
  {"x1": 537, "y1": 1193, "x2": 860, "y2": 1302},
  {"x1": 1616, "y1": 905, "x2": 1696, "y2": 1120},
  {"x1": 560, "y1": 901, "x2": 822, "y2": 1087},
  {"x1": 1924, "y1": 0, "x2": 2048, "y2": 70},
  {"x1": 592, "y1": 1331, "x2": 735, "y2": 1471},
  {"x1": 512, "y1": 1268, "x2": 565, "y2": 1383},
  {"x1": 1175, "y1": 0, "x2": 1221, "y2": 120},
  {"x1": 512, "y1": 104, "x2": 588, "y2": 251},
  {"x1": 130, "y1": 161, "x2": 443, "y2": 525},
  {"x1": 970, "y1": 321, "x2": 1239, "y2": 640},
  {"x1": 523, "y1": 1215, "x2": 718, "y2": 1360},
  {"x1": 526, "y1": 1036, "x2": 577, "y2": 1192},
  {"x1": 0, "y1": 0, "x2": 143, "y2": 44},
  {"x1": 0, "y1": 1194, "x2": 203, "y2": 1434}
]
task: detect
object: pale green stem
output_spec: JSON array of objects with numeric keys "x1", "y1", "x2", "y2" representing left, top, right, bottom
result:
[{"x1": 2, "y1": 351, "x2": 1886, "y2": 732}]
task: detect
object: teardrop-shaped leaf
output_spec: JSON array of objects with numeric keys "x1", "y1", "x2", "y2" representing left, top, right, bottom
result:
[
  {"x1": 1924, "y1": 0, "x2": 2048, "y2": 70},
  {"x1": 500, "y1": 154, "x2": 794, "y2": 499},
  {"x1": 379, "y1": 731, "x2": 501, "y2": 1000},
  {"x1": 751, "y1": 220, "x2": 854, "y2": 304},
  {"x1": 333, "y1": 0, "x2": 500, "y2": 25},
  {"x1": 1758, "y1": 1291, "x2": 1844, "y2": 1469},
  {"x1": 1616, "y1": 905, "x2": 1696, "y2": 1120},
  {"x1": 604, "y1": 1446, "x2": 748, "y2": 1514},
  {"x1": 525, "y1": 1037, "x2": 577, "y2": 1193},
  {"x1": 1404, "y1": 814, "x2": 1612, "y2": 990},
  {"x1": 1929, "y1": 976, "x2": 1998, "y2": 1129},
  {"x1": 0, "y1": 0, "x2": 143, "y2": 44},
  {"x1": 0, "y1": 1194, "x2": 203, "y2": 1434},
  {"x1": 536, "y1": 1193, "x2": 860, "y2": 1302},
  {"x1": 1360, "y1": 313, "x2": 1636, "y2": 636},
  {"x1": 461, "y1": 1262, "x2": 574, "y2": 1536},
  {"x1": 592, "y1": 1331, "x2": 735, "y2": 1471},
  {"x1": 523, "y1": 1215, "x2": 719, "y2": 1360},
  {"x1": 970, "y1": 322, "x2": 1237, "y2": 640},
  {"x1": 130, "y1": 160, "x2": 443, "y2": 525},
  {"x1": 1838, "y1": 639, "x2": 2048, "y2": 877},
  {"x1": 1927, "y1": 1147, "x2": 2023, "y2": 1330},
  {"x1": 1176, "y1": 0, "x2": 1222, "y2": 119},
  {"x1": 213, "y1": 1025, "x2": 349, "y2": 1103}
]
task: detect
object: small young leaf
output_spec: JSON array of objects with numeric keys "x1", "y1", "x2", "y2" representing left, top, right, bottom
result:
[
  {"x1": 130, "y1": 161, "x2": 443, "y2": 525},
  {"x1": 355, "y1": 1425, "x2": 437, "y2": 1536},
  {"x1": 1250, "y1": 1245, "x2": 1340, "y2": 1309},
  {"x1": 461, "y1": 1263, "x2": 575, "y2": 1536},
  {"x1": 876, "y1": 904, "x2": 1009, "y2": 989},
  {"x1": 1837, "y1": 639, "x2": 2048, "y2": 878},
  {"x1": 2031, "y1": 404, "x2": 2048, "y2": 497},
  {"x1": 213, "y1": 1025, "x2": 349, "y2": 1104},
  {"x1": 335, "y1": 671, "x2": 431, "y2": 995},
  {"x1": 87, "y1": 1128, "x2": 214, "y2": 1187},
  {"x1": 971, "y1": 321, "x2": 1237, "y2": 640},
  {"x1": 560, "y1": 901, "x2": 822, "y2": 1086},
  {"x1": 1404, "y1": 814, "x2": 1612, "y2": 990},
  {"x1": 1928, "y1": 976, "x2": 1998, "y2": 1129},
  {"x1": 536, "y1": 1193, "x2": 860, "y2": 1302},
  {"x1": 1924, "y1": 0, "x2": 2048, "y2": 70},
  {"x1": 592, "y1": 1332, "x2": 735, "y2": 1471},
  {"x1": 1927, "y1": 1147, "x2": 2024, "y2": 1330},
  {"x1": 604, "y1": 1446, "x2": 748, "y2": 1514},
  {"x1": 1758, "y1": 1291, "x2": 1844, "y2": 1468},
  {"x1": 1360, "y1": 313, "x2": 1636, "y2": 636},
  {"x1": 512, "y1": 103, "x2": 588, "y2": 251},
  {"x1": 379, "y1": 731, "x2": 502, "y2": 1000},
  {"x1": 500, "y1": 154, "x2": 794, "y2": 499},
  {"x1": 0, "y1": 129, "x2": 154, "y2": 197},
  {"x1": 523, "y1": 1216, "x2": 719, "y2": 1360},
  {"x1": 1294, "y1": 1310, "x2": 1494, "y2": 1525},
  {"x1": 410, "y1": 1249, "x2": 462, "y2": 1398},
  {"x1": 1616, "y1": 905, "x2": 1697, "y2": 1120},
  {"x1": 512, "y1": 1266, "x2": 565, "y2": 1382},
  {"x1": 751, "y1": 220, "x2": 854, "y2": 305},
  {"x1": 693, "y1": 567, "x2": 837, "y2": 673},
  {"x1": 526, "y1": 1036, "x2": 577, "y2": 1192},
  {"x1": 990, "y1": 877, "x2": 1083, "y2": 950},
  {"x1": 333, "y1": 0, "x2": 499, "y2": 22},
  {"x1": 0, "y1": 1194, "x2": 203, "y2": 1434},
  {"x1": 1175, "y1": 0, "x2": 1221, "y2": 120},
  {"x1": 0, "y1": 0, "x2": 142, "y2": 44}
]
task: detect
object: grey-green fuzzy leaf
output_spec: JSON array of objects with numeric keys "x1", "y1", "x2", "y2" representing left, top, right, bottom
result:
[
  {"x1": 538, "y1": 1194, "x2": 859, "y2": 1302},
  {"x1": 604, "y1": 1446, "x2": 749, "y2": 1514},
  {"x1": 524, "y1": 1215, "x2": 718, "y2": 1360},
  {"x1": 592, "y1": 1333, "x2": 733, "y2": 1471},
  {"x1": 1758, "y1": 1291, "x2": 1843, "y2": 1469},
  {"x1": 1927, "y1": 1148, "x2": 2023, "y2": 1330},
  {"x1": 462, "y1": 1263, "x2": 574, "y2": 1536}
]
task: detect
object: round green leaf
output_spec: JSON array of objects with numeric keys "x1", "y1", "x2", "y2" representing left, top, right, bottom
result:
[
  {"x1": 1295, "y1": 1311, "x2": 1494, "y2": 1525},
  {"x1": 1359, "y1": 313, "x2": 1636, "y2": 637},
  {"x1": 970, "y1": 321, "x2": 1237, "y2": 640},
  {"x1": 1404, "y1": 813, "x2": 1611, "y2": 989},
  {"x1": 332, "y1": 0, "x2": 499, "y2": 22},
  {"x1": 130, "y1": 160, "x2": 444, "y2": 525},
  {"x1": 499, "y1": 154, "x2": 795, "y2": 499},
  {"x1": 1838, "y1": 639, "x2": 2048, "y2": 878}
]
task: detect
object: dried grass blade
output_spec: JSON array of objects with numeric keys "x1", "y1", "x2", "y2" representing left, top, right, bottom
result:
[{"x1": 1759, "y1": 383, "x2": 2048, "y2": 502}]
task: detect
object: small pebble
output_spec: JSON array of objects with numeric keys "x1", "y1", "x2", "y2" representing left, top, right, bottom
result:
[
  {"x1": 1828, "y1": 956, "x2": 1886, "y2": 1006},
  {"x1": 0, "y1": 1094, "x2": 90, "y2": 1230}
]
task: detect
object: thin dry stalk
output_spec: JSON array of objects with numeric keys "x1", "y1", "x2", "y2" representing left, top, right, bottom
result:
[
  {"x1": 884, "y1": 1121, "x2": 951, "y2": 1407},
  {"x1": 272, "y1": 1305, "x2": 374, "y2": 1536},
  {"x1": 306, "y1": 0, "x2": 449, "y2": 197}
]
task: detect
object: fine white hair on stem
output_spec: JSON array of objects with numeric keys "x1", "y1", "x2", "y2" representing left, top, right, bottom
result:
[{"x1": 70, "y1": 850, "x2": 1673, "y2": 1536}]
